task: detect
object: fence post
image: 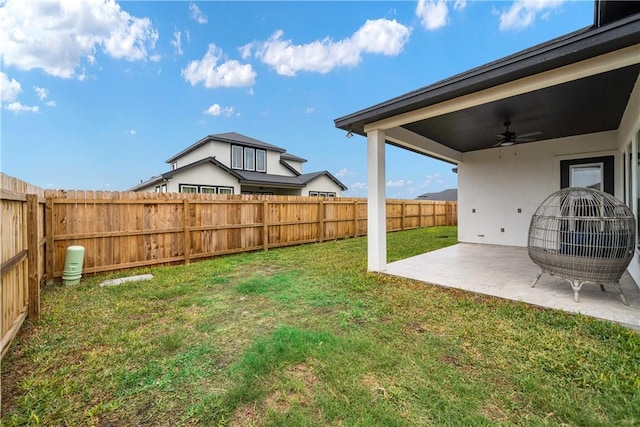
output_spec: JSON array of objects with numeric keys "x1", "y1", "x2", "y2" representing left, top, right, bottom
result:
[
  {"x1": 318, "y1": 200, "x2": 324, "y2": 243},
  {"x1": 401, "y1": 201, "x2": 406, "y2": 231},
  {"x1": 431, "y1": 201, "x2": 436, "y2": 227},
  {"x1": 26, "y1": 194, "x2": 40, "y2": 321},
  {"x1": 183, "y1": 199, "x2": 191, "y2": 265},
  {"x1": 263, "y1": 200, "x2": 269, "y2": 251},
  {"x1": 45, "y1": 197, "x2": 54, "y2": 284},
  {"x1": 353, "y1": 200, "x2": 358, "y2": 237}
]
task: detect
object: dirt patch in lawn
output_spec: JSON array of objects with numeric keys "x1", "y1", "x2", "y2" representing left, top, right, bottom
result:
[{"x1": 230, "y1": 362, "x2": 320, "y2": 424}]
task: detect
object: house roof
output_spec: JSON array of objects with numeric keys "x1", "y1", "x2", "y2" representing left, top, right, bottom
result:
[
  {"x1": 128, "y1": 156, "x2": 348, "y2": 191},
  {"x1": 165, "y1": 132, "x2": 286, "y2": 163},
  {"x1": 334, "y1": 3, "x2": 640, "y2": 158},
  {"x1": 298, "y1": 171, "x2": 348, "y2": 191},
  {"x1": 280, "y1": 152, "x2": 308, "y2": 163},
  {"x1": 416, "y1": 188, "x2": 458, "y2": 201},
  {"x1": 280, "y1": 160, "x2": 302, "y2": 176}
]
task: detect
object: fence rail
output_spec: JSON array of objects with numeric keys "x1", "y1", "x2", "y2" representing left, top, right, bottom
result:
[{"x1": 44, "y1": 190, "x2": 457, "y2": 279}]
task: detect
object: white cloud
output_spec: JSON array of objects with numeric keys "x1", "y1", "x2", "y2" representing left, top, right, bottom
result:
[
  {"x1": 45, "y1": 100, "x2": 57, "y2": 107},
  {"x1": 124, "y1": 128, "x2": 136, "y2": 135},
  {"x1": 171, "y1": 31, "x2": 183, "y2": 55},
  {"x1": 5, "y1": 101, "x2": 39, "y2": 113},
  {"x1": 499, "y1": 0, "x2": 565, "y2": 31},
  {"x1": 304, "y1": 106, "x2": 314, "y2": 114},
  {"x1": 350, "y1": 182, "x2": 367, "y2": 191},
  {"x1": 0, "y1": 0, "x2": 159, "y2": 79},
  {"x1": 239, "y1": 43, "x2": 253, "y2": 60},
  {"x1": 386, "y1": 179, "x2": 407, "y2": 188},
  {"x1": 335, "y1": 168, "x2": 356, "y2": 178},
  {"x1": 0, "y1": 72, "x2": 22, "y2": 102},
  {"x1": 344, "y1": 181, "x2": 367, "y2": 197},
  {"x1": 453, "y1": 0, "x2": 467, "y2": 12},
  {"x1": 189, "y1": 2, "x2": 208, "y2": 24},
  {"x1": 203, "y1": 103, "x2": 235, "y2": 117},
  {"x1": 34, "y1": 86, "x2": 49, "y2": 100},
  {"x1": 416, "y1": 0, "x2": 449, "y2": 30},
  {"x1": 182, "y1": 44, "x2": 256, "y2": 88},
  {"x1": 251, "y1": 19, "x2": 410, "y2": 76}
]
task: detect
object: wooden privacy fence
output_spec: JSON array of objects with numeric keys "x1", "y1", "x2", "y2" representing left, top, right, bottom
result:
[
  {"x1": 45, "y1": 190, "x2": 457, "y2": 279},
  {"x1": 1, "y1": 174, "x2": 456, "y2": 359},
  {"x1": 1, "y1": 174, "x2": 45, "y2": 360}
]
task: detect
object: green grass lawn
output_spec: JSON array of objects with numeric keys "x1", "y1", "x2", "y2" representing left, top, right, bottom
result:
[{"x1": 2, "y1": 226, "x2": 639, "y2": 426}]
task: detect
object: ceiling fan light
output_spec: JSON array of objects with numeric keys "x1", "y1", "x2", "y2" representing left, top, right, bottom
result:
[{"x1": 500, "y1": 141, "x2": 514, "y2": 147}]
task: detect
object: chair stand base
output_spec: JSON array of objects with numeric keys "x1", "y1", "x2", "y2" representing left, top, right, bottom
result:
[{"x1": 532, "y1": 270, "x2": 629, "y2": 306}]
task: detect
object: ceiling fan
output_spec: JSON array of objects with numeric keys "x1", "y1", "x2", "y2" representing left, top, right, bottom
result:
[{"x1": 492, "y1": 121, "x2": 542, "y2": 147}]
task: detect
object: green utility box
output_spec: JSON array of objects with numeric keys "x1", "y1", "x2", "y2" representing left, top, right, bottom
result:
[{"x1": 62, "y1": 245, "x2": 85, "y2": 285}]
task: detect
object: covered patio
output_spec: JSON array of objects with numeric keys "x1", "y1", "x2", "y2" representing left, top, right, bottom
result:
[{"x1": 385, "y1": 243, "x2": 640, "y2": 329}]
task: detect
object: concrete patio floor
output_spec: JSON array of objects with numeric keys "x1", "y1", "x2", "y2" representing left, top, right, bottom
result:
[{"x1": 384, "y1": 243, "x2": 640, "y2": 329}]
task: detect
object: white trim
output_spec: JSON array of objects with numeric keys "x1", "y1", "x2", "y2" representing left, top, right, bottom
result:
[
  {"x1": 367, "y1": 129, "x2": 387, "y2": 272},
  {"x1": 179, "y1": 184, "x2": 198, "y2": 193},
  {"x1": 256, "y1": 149, "x2": 266, "y2": 172},
  {"x1": 200, "y1": 186, "x2": 217, "y2": 194},
  {"x1": 245, "y1": 147, "x2": 256, "y2": 171},
  {"x1": 385, "y1": 126, "x2": 462, "y2": 164},
  {"x1": 231, "y1": 145, "x2": 243, "y2": 169},
  {"x1": 569, "y1": 162, "x2": 604, "y2": 190}
]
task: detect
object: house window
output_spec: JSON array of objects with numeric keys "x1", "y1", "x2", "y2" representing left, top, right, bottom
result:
[
  {"x1": 161, "y1": 184, "x2": 167, "y2": 193},
  {"x1": 309, "y1": 191, "x2": 336, "y2": 197},
  {"x1": 172, "y1": 162, "x2": 177, "y2": 170},
  {"x1": 218, "y1": 187, "x2": 233, "y2": 194},
  {"x1": 179, "y1": 184, "x2": 198, "y2": 193},
  {"x1": 245, "y1": 148, "x2": 255, "y2": 171},
  {"x1": 569, "y1": 163, "x2": 603, "y2": 191},
  {"x1": 232, "y1": 146, "x2": 243, "y2": 169},
  {"x1": 200, "y1": 186, "x2": 216, "y2": 194},
  {"x1": 256, "y1": 149, "x2": 266, "y2": 172},
  {"x1": 155, "y1": 186, "x2": 161, "y2": 193},
  {"x1": 560, "y1": 156, "x2": 614, "y2": 195}
]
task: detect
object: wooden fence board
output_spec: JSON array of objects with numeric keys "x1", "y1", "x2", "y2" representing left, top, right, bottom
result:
[
  {"x1": 1, "y1": 174, "x2": 45, "y2": 360},
  {"x1": 42, "y1": 192, "x2": 457, "y2": 278}
]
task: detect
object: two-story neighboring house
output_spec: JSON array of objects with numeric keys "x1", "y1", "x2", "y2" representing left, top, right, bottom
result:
[{"x1": 129, "y1": 132, "x2": 347, "y2": 196}]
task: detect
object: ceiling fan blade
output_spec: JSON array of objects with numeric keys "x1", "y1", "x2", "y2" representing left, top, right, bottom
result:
[
  {"x1": 513, "y1": 137, "x2": 537, "y2": 143},
  {"x1": 517, "y1": 131, "x2": 542, "y2": 138}
]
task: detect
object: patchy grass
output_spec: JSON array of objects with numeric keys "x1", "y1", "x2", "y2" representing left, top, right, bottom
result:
[{"x1": 2, "y1": 226, "x2": 639, "y2": 426}]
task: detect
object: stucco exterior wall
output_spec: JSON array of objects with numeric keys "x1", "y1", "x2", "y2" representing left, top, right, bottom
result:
[
  {"x1": 615, "y1": 74, "x2": 640, "y2": 287},
  {"x1": 266, "y1": 151, "x2": 296, "y2": 176},
  {"x1": 173, "y1": 142, "x2": 230, "y2": 169},
  {"x1": 168, "y1": 164, "x2": 239, "y2": 192},
  {"x1": 458, "y1": 131, "x2": 618, "y2": 247},
  {"x1": 304, "y1": 175, "x2": 343, "y2": 196},
  {"x1": 283, "y1": 160, "x2": 303, "y2": 174}
]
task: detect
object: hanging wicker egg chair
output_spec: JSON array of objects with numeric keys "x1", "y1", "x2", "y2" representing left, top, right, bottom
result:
[{"x1": 527, "y1": 187, "x2": 635, "y2": 305}]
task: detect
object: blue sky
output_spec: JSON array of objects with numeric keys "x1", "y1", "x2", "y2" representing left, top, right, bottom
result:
[{"x1": 0, "y1": 0, "x2": 594, "y2": 198}]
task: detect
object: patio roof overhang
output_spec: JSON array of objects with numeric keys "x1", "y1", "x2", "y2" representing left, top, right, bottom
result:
[{"x1": 334, "y1": 12, "x2": 640, "y2": 164}]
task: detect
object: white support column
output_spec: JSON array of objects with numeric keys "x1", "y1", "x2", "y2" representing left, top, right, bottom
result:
[{"x1": 367, "y1": 129, "x2": 386, "y2": 272}]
